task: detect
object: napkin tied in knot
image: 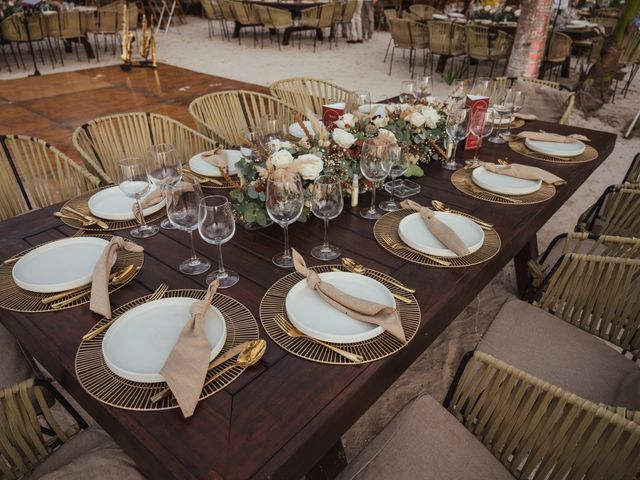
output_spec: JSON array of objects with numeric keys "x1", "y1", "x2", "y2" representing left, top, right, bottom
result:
[
  {"x1": 160, "y1": 279, "x2": 219, "y2": 418},
  {"x1": 90, "y1": 237, "x2": 144, "y2": 319},
  {"x1": 400, "y1": 200, "x2": 470, "y2": 257},
  {"x1": 201, "y1": 148, "x2": 229, "y2": 173},
  {"x1": 469, "y1": 161, "x2": 566, "y2": 186},
  {"x1": 292, "y1": 250, "x2": 406, "y2": 343}
]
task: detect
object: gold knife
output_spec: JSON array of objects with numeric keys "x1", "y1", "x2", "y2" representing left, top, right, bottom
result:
[
  {"x1": 64, "y1": 206, "x2": 110, "y2": 230},
  {"x1": 149, "y1": 341, "x2": 256, "y2": 403}
]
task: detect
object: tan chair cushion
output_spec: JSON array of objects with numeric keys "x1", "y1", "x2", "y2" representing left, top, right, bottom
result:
[
  {"x1": 337, "y1": 395, "x2": 513, "y2": 480},
  {"x1": 477, "y1": 299, "x2": 640, "y2": 410},
  {"x1": 28, "y1": 427, "x2": 145, "y2": 480},
  {"x1": 0, "y1": 322, "x2": 33, "y2": 389},
  {"x1": 514, "y1": 81, "x2": 571, "y2": 123}
]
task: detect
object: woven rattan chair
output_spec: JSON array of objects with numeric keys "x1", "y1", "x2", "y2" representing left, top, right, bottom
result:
[
  {"x1": 623, "y1": 152, "x2": 640, "y2": 184},
  {"x1": 426, "y1": 21, "x2": 465, "y2": 75},
  {"x1": 72, "y1": 112, "x2": 219, "y2": 184},
  {"x1": 86, "y1": 6, "x2": 120, "y2": 59},
  {"x1": 189, "y1": 90, "x2": 301, "y2": 147},
  {"x1": 254, "y1": 5, "x2": 293, "y2": 49},
  {"x1": 1, "y1": 135, "x2": 101, "y2": 215},
  {"x1": 333, "y1": 0, "x2": 358, "y2": 46},
  {"x1": 385, "y1": 19, "x2": 428, "y2": 77},
  {"x1": 465, "y1": 26, "x2": 510, "y2": 80},
  {"x1": 228, "y1": 0, "x2": 261, "y2": 46},
  {"x1": 201, "y1": 0, "x2": 228, "y2": 38},
  {"x1": 543, "y1": 32, "x2": 572, "y2": 81},
  {"x1": 407, "y1": 4, "x2": 441, "y2": 20},
  {"x1": 0, "y1": 140, "x2": 29, "y2": 222},
  {"x1": 299, "y1": 3, "x2": 337, "y2": 52},
  {"x1": 513, "y1": 76, "x2": 575, "y2": 124},
  {"x1": 57, "y1": 10, "x2": 90, "y2": 62},
  {"x1": 614, "y1": 31, "x2": 640, "y2": 101},
  {"x1": 576, "y1": 184, "x2": 640, "y2": 237},
  {"x1": 591, "y1": 15, "x2": 618, "y2": 36},
  {"x1": 0, "y1": 13, "x2": 55, "y2": 70},
  {"x1": 270, "y1": 77, "x2": 352, "y2": 116}
]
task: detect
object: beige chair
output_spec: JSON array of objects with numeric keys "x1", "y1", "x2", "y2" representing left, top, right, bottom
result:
[
  {"x1": 189, "y1": 90, "x2": 301, "y2": 147},
  {"x1": 0, "y1": 13, "x2": 55, "y2": 70},
  {"x1": 201, "y1": 0, "x2": 228, "y2": 39},
  {"x1": 299, "y1": 3, "x2": 337, "y2": 52},
  {"x1": 333, "y1": 0, "x2": 358, "y2": 46},
  {"x1": 510, "y1": 77, "x2": 575, "y2": 124},
  {"x1": 575, "y1": 184, "x2": 640, "y2": 237},
  {"x1": 406, "y1": 4, "x2": 441, "y2": 20},
  {"x1": 0, "y1": 135, "x2": 101, "y2": 218},
  {"x1": 270, "y1": 77, "x2": 352, "y2": 116},
  {"x1": 254, "y1": 5, "x2": 293, "y2": 49},
  {"x1": 465, "y1": 25, "x2": 510, "y2": 80},
  {"x1": 615, "y1": 31, "x2": 640, "y2": 100},
  {"x1": 623, "y1": 152, "x2": 640, "y2": 184},
  {"x1": 86, "y1": 7, "x2": 120, "y2": 60},
  {"x1": 543, "y1": 31, "x2": 572, "y2": 81},
  {"x1": 228, "y1": 0, "x2": 261, "y2": 46},
  {"x1": 217, "y1": 0, "x2": 236, "y2": 39},
  {"x1": 426, "y1": 21, "x2": 465, "y2": 75},
  {"x1": 385, "y1": 18, "x2": 428, "y2": 77},
  {"x1": 591, "y1": 15, "x2": 618, "y2": 36},
  {"x1": 0, "y1": 141, "x2": 29, "y2": 222}
]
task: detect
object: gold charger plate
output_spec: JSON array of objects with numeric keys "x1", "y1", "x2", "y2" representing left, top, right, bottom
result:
[
  {"x1": 491, "y1": 118, "x2": 526, "y2": 130},
  {"x1": 59, "y1": 186, "x2": 167, "y2": 232},
  {"x1": 0, "y1": 234, "x2": 143, "y2": 313},
  {"x1": 374, "y1": 209, "x2": 501, "y2": 267},
  {"x1": 76, "y1": 289, "x2": 260, "y2": 411},
  {"x1": 451, "y1": 168, "x2": 556, "y2": 205},
  {"x1": 508, "y1": 141, "x2": 598, "y2": 164},
  {"x1": 260, "y1": 265, "x2": 421, "y2": 365}
]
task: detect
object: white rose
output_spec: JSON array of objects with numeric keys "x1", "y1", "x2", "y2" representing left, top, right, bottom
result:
[
  {"x1": 504, "y1": 6, "x2": 512, "y2": 12},
  {"x1": 295, "y1": 154, "x2": 324, "y2": 180},
  {"x1": 334, "y1": 113, "x2": 355, "y2": 129},
  {"x1": 332, "y1": 128, "x2": 356, "y2": 149},
  {"x1": 398, "y1": 103, "x2": 411, "y2": 112},
  {"x1": 373, "y1": 116, "x2": 389, "y2": 128},
  {"x1": 420, "y1": 106, "x2": 440, "y2": 129},
  {"x1": 484, "y1": 5, "x2": 491, "y2": 11},
  {"x1": 489, "y1": 8, "x2": 496, "y2": 14},
  {"x1": 408, "y1": 111, "x2": 426, "y2": 128},
  {"x1": 280, "y1": 140, "x2": 295, "y2": 151},
  {"x1": 268, "y1": 149, "x2": 294, "y2": 169},
  {"x1": 377, "y1": 128, "x2": 397, "y2": 144},
  {"x1": 514, "y1": 9, "x2": 521, "y2": 16},
  {"x1": 267, "y1": 138, "x2": 283, "y2": 151}
]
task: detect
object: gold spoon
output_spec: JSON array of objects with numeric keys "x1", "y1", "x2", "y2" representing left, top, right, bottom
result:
[
  {"x1": 340, "y1": 257, "x2": 416, "y2": 296},
  {"x1": 431, "y1": 200, "x2": 494, "y2": 230},
  {"x1": 53, "y1": 211, "x2": 97, "y2": 227}
]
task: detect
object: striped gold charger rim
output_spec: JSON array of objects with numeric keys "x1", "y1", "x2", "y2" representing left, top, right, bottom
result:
[{"x1": 508, "y1": 141, "x2": 598, "y2": 164}]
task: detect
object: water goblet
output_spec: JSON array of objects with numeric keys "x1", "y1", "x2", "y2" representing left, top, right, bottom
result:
[
  {"x1": 471, "y1": 77, "x2": 492, "y2": 98},
  {"x1": 503, "y1": 90, "x2": 525, "y2": 138},
  {"x1": 379, "y1": 145, "x2": 406, "y2": 212},
  {"x1": 166, "y1": 176, "x2": 211, "y2": 275},
  {"x1": 469, "y1": 109, "x2": 495, "y2": 163},
  {"x1": 360, "y1": 139, "x2": 393, "y2": 220},
  {"x1": 399, "y1": 80, "x2": 417, "y2": 105},
  {"x1": 198, "y1": 195, "x2": 239, "y2": 288},
  {"x1": 310, "y1": 175, "x2": 344, "y2": 261},
  {"x1": 266, "y1": 170, "x2": 305, "y2": 268},
  {"x1": 257, "y1": 114, "x2": 287, "y2": 150},
  {"x1": 118, "y1": 157, "x2": 159, "y2": 238},
  {"x1": 442, "y1": 107, "x2": 470, "y2": 171},
  {"x1": 349, "y1": 90, "x2": 372, "y2": 114},
  {"x1": 489, "y1": 87, "x2": 515, "y2": 143},
  {"x1": 415, "y1": 76, "x2": 432, "y2": 103},
  {"x1": 147, "y1": 143, "x2": 183, "y2": 230}
]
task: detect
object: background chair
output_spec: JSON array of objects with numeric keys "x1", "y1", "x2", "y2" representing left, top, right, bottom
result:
[
  {"x1": 576, "y1": 184, "x2": 640, "y2": 237},
  {"x1": 465, "y1": 25, "x2": 510, "y2": 80},
  {"x1": 270, "y1": 77, "x2": 352, "y2": 115},
  {"x1": 622, "y1": 152, "x2": 640, "y2": 185},
  {"x1": 299, "y1": 3, "x2": 337, "y2": 52},
  {"x1": 613, "y1": 31, "x2": 640, "y2": 101},
  {"x1": 201, "y1": 0, "x2": 228, "y2": 39},
  {"x1": 254, "y1": 5, "x2": 293, "y2": 49},
  {"x1": 543, "y1": 32, "x2": 572, "y2": 81},
  {"x1": 405, "y1": 4, "x2": 441, "y2": 21},
  {"x1": 228, "y1": 0, "x2": 261, "y2": 46},
  {"x1": 333, "y1": 0, "x2": 358, "y2": 46},
  {"x1": 0, "y1": 141, "x2": 29, "y2": 222},
  {"x1": 189, "y1": 90, "x2": 301, "y2": 147},
  {"x1": 72, "y1": 112, "x2": 219, "y2": 185},
  {"x1": 385, "y1": 18, "x2": 428, "y2": 77},
  {"x1": 425, "y1": 21, "x2": 465, "y2": 75},
  {"x1": 513, "y1": 77, "x2": 575, "y2": 124}
]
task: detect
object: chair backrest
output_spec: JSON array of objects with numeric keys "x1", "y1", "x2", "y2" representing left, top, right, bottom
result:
[
  {"x1": 408, "y1": 20, "x2": 428, "y2": 48},
  {"x1": 340, "y1": 0, "x2": 359, "y2": 23},
  {"x1": 0, "y1": 13, "x2": 45, "y2": 41},
  {"x1": 592, "y1": 15, "x2": 618, "y2": 35},
  {"x1": 93, "y1": 8, "x2": 118, "y2": 33},
  {"x1": 388, "y1": 18, "x2": 412, "y2": 48},
  {"x1": 408, "y1": 4, "x2": 440, "y2": 19},
  {"x1": 115, "y1": 2, "x2": 138, "y2": 30},
  {"x1": 72, "y1": 112, "x2": 218, "y2": 184},
  {"x1": 265, "y1": 6, "x2": 293, "y2": 28},
  {"x1": 0, "y1": 140, "x2": 29, "y2": 222},
  {"x1": 218, "y1": 0, "x2": 235, "y2": 21},
  {"x1": 619, "y1": 31, "x2": 640, "y2": 66},
  {"x1": 59, "y1": 10, "x2": 83, "y2": 38},
  {"x1": 270, "y1": 77, "x2": 352, "y2": 116},
  {"x1": 200, "y1": 0, "x2": 216, "y2": 19},
  {"x1": 623, "y1": 152, "x2": 640, "y2": 184},
  {"x1": 2, "y1": 135, "x2": 101, "y2": 211},
  {"x1": 228, "y1": 0, "x2": 256, "y2": 25},
  {"x1": 547, "y1": 32, "x2": 572, "y2": 61},
  {"x1": 317, "y1": 2, "x2": 336, "y2": 28},
  {"x1": 517, "y1": 76, "x2": 575, "y2": 125},
  {"x1": 427, "y1": 21, "x2": 453, "y2": 55},
  {"x1": 189, "y1": 90, "x2": 301, "y2": 147},
  {"x1": 449, "y1": 351, "x2": 640, "y2": 480},
  {"x1": 465, "y1": 25, "x2": 489, "y2": 57}
]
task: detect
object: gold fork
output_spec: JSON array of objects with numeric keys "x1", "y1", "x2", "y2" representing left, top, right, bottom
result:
[
  {"x1": 380, "y1": 233, "x2": 451, "y2": 266},
  {"x1": 274, "y1": 314, "x2": 364, "y2": 363},
  {"x1": 82, "y1": 284, "x2": 168, "y2": 341},
  {"x1": 63, "y1": 206, "x2": 110, "y2": 229},
  {"x1": 53, "y1": 211, "x2": 97, "y2": 227},
  {"x1": 465, "y1": 180, "x2": 522, "y2": 204}
]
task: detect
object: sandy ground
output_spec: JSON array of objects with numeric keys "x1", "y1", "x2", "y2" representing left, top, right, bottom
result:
[{"x1": 2, "y1": 16, "x2": 639, "y2": 463}]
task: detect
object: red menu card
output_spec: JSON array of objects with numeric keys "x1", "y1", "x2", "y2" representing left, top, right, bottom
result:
[
  {"x1": 464, "y1": 95, "x2": 489, "y2": 151},
  {"x1": 322, "y1": 102, "x2": 345, "y2": 129}
]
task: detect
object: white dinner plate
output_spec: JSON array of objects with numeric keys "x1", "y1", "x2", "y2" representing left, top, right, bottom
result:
[
  {"x1": 488, "y1": 109, "x2": 513, "y2": 125},
  {"x1": 358, "y1": 103, "x2": 387, "y2": 117},
  {"x1": 285, "y1": 272, "x2": 392, "y2": 343},
  {"x1": 12, "y1": 237, "x2": 110, "y2": 293},
  {"x1": 472, "y1": 166, "x2": 542, "y2": 195},
  {"x1": 88, "y1": 186, "x2": 165, "y2": 221},
  {"x1": 188, "y1": 150, "x2": 241, "y2": 177},
  {"x1": 525, "y1": 138, "x2": 586, "y2": 157},
  {"x1": 448, "y1": 12, "x2": 465, "y2": 18},
  {"x1": 288, "y1": 121, "x2": 315, "y2": 139},
  {"x1": 102, "y1": 297, "x2": 227, "y2": 383},
  {"x1": 398, "y1": 211, "x2": 484, "y2": 258},
  {"x1": 432, "y1": 13, "x2": 447, "y2": 19}
]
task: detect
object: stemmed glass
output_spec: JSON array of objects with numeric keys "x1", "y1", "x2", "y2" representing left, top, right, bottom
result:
[
  {"x1": 380, "y1": 145, "x2": 406, "y2": 212},
  {"x1": 266, "y1": 170, "x2": 304, "y2": 268},
  {"x1": 240, "y1": 127, "x2": 258, "y2": 161},
  {"x1": 166, "y1": 176, "x2": 211, "y2": 275},
  {"x1": 310, "y1": 175, "x2": 344, "y2": 261},
  {"x1": 399, "y1": 81, "x2": 417, "y2": 105},
  {"x1": 198, "y1": 195, "x2": 239, "y2": 288},
  {"x1": 442, "y1": 107, "x2": 470, "y2": 171},
  {"x1": 503, "y1": 90, "x2": 525, "y2": 138},
  {"x1": 415, "y1": 76, "x2": 432, "y2": 103},
  {"x1": 118, "y1": 157, "x2": 159, "y2": 239},
  {"x1": 489, "y1": 87, "x2": 515, "y2": 143},
  {"x1": 471, "y1": 77, "x2": 492, "y2": 98},
  {"x1": 469, "y1": 109, "x2": 495, "y2": 163},
  {"x1": 360, "y1": 139, "x2": 393, "y2": 220},
  {"x1": 349, "y1": 90, "x2": 372, "y2": 114},
  {"x1": 257, "y1": 114, "x2": 287, "y2": 150},
  {"x1": 147, "y1": 143, "x2": 183, "y2": 230}
]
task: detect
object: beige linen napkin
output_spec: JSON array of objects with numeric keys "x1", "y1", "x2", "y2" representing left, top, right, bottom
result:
[
  {"x1": 400, "y1": 200, "x2": 470, "y2": 257},
  {"x1": 132, "y1": 188, "x2": 165, "y2": 224},
  {"x1": 89, "y1": 237, "x2": 144, "y2": 319},
  {"x1": 160, "y1": 279, "x2": 219, "y2": 418},
  {"x1": 513, "y1": 113, "x2": 537, "y2": 121},
  {"x1": 470, "y1": 161, "x2": 566, "y2": 186},
  {"x1": 201, "y1": 148, "x2": 229, "y2": 172},
  {"x1": 505, "y1": 131, "x2": 590, "y2": 143},
  {"x1": 292, "y1": 250, "x2": 406, "y2": 343}
]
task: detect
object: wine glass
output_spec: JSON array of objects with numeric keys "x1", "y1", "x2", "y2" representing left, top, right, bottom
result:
[
  {"x1": 503, "y1": 90, "x2": 525, "y2": 138},
  {"x1": 469, "y1": 109, "x2": 495, "y2": 163},
  {"x1": 166, "y1": 176, "x2": 211, "y2": 275},
  {"x1": 257, "y1": 114, "x2": 287, "y2": 150},
  {"x1": 147, "y1": 143, "x2": 183, "y2": 230},
  {"x1": 442, "y1": 107, "x2": 470, "y2": 171},
  {"x1": 198, "y1": 195, "x2": 239, "y2": 288},
  {"x1": 360, "y1": 139, "x2": 393, "y2": 220},
  {"x1": 266, "y1": 170, "x2": 304, "y2": 268},
  {"x1": 380, "y1": 145, "x2": 406, "y2": 212},
  {"x1": 349, "y1": 90, "x2": 372, "y2": 114},
  {"x1": 415, "y1": 76, "x2": 432, "y2": 103},
  {"x1": 471, "y1": 77, "x2": 492, "y2": 97},
  {"x1": 447, "y1": 79, "x2": 468, "y2": 107},
  {"x1": 399, "y1": 81, "x2": 417, "y2": 105},
  {"x1": 310, "y1": 175, "x2": 344, "y2": 261},
  {"x1": 488, "y1": 87, "x2": 515, "y2": 144},
  {"x1": 240, "y1": 127, "x2": 258, "y2": 161},
  {"x1": 118, "y1": 157, "x2": 159, "y2": 238}
]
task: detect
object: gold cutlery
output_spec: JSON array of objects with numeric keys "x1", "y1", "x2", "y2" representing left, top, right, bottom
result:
[
  {"x1": 81, "y1": 284, "x2": 168, "y2": 341},
  {"x1": 2, "y1": 255, "x2": 21, "y2": 265},
  {"x1": 431, "y1": 200, "x2": 494, "y2": 230},
  {"x1": 274, "y1": 314, "x2": 364, "y2": 363},
  {"x1": 53, "y1": 211, "x2": 97, "y2": 227},
  {"x1": 465, "y1": 179, "x2": 522, "y2": 204},
  {"x1": 43, "y1": 264, "x2": 136, "y2": 305},
  {"x1": 63, "y1": 206, "x2": 110, "y2": 229},
  {"x1": 182, "y1": 168, "x2": 223, "y2": 186},
  {"x1": 379, "y1": 233, "x2": 452, "y2": 266},
  {"x1": 330, "y1": 268, "x2": 411, "y2": 304},
  {"x1": 341, "y1": 257, "x2": 416, "y2": 293},
  {"x1": 150, "y1": 340, "x2": 263, "y2": 403}
]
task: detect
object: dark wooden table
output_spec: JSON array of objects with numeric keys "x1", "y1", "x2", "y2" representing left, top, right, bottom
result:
[{"x1": 0, "y1": 121, "x2": 616, "y2": 479}]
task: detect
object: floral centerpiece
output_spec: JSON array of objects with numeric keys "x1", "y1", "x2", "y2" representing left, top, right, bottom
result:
[{"x1": 229, "y1": 101, "x2": 449, "y2": 228}]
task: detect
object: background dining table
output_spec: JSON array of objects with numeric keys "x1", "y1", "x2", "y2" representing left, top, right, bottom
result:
[{"x1": 0, "y1": 120, "x2": 616, "y2": 479}]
